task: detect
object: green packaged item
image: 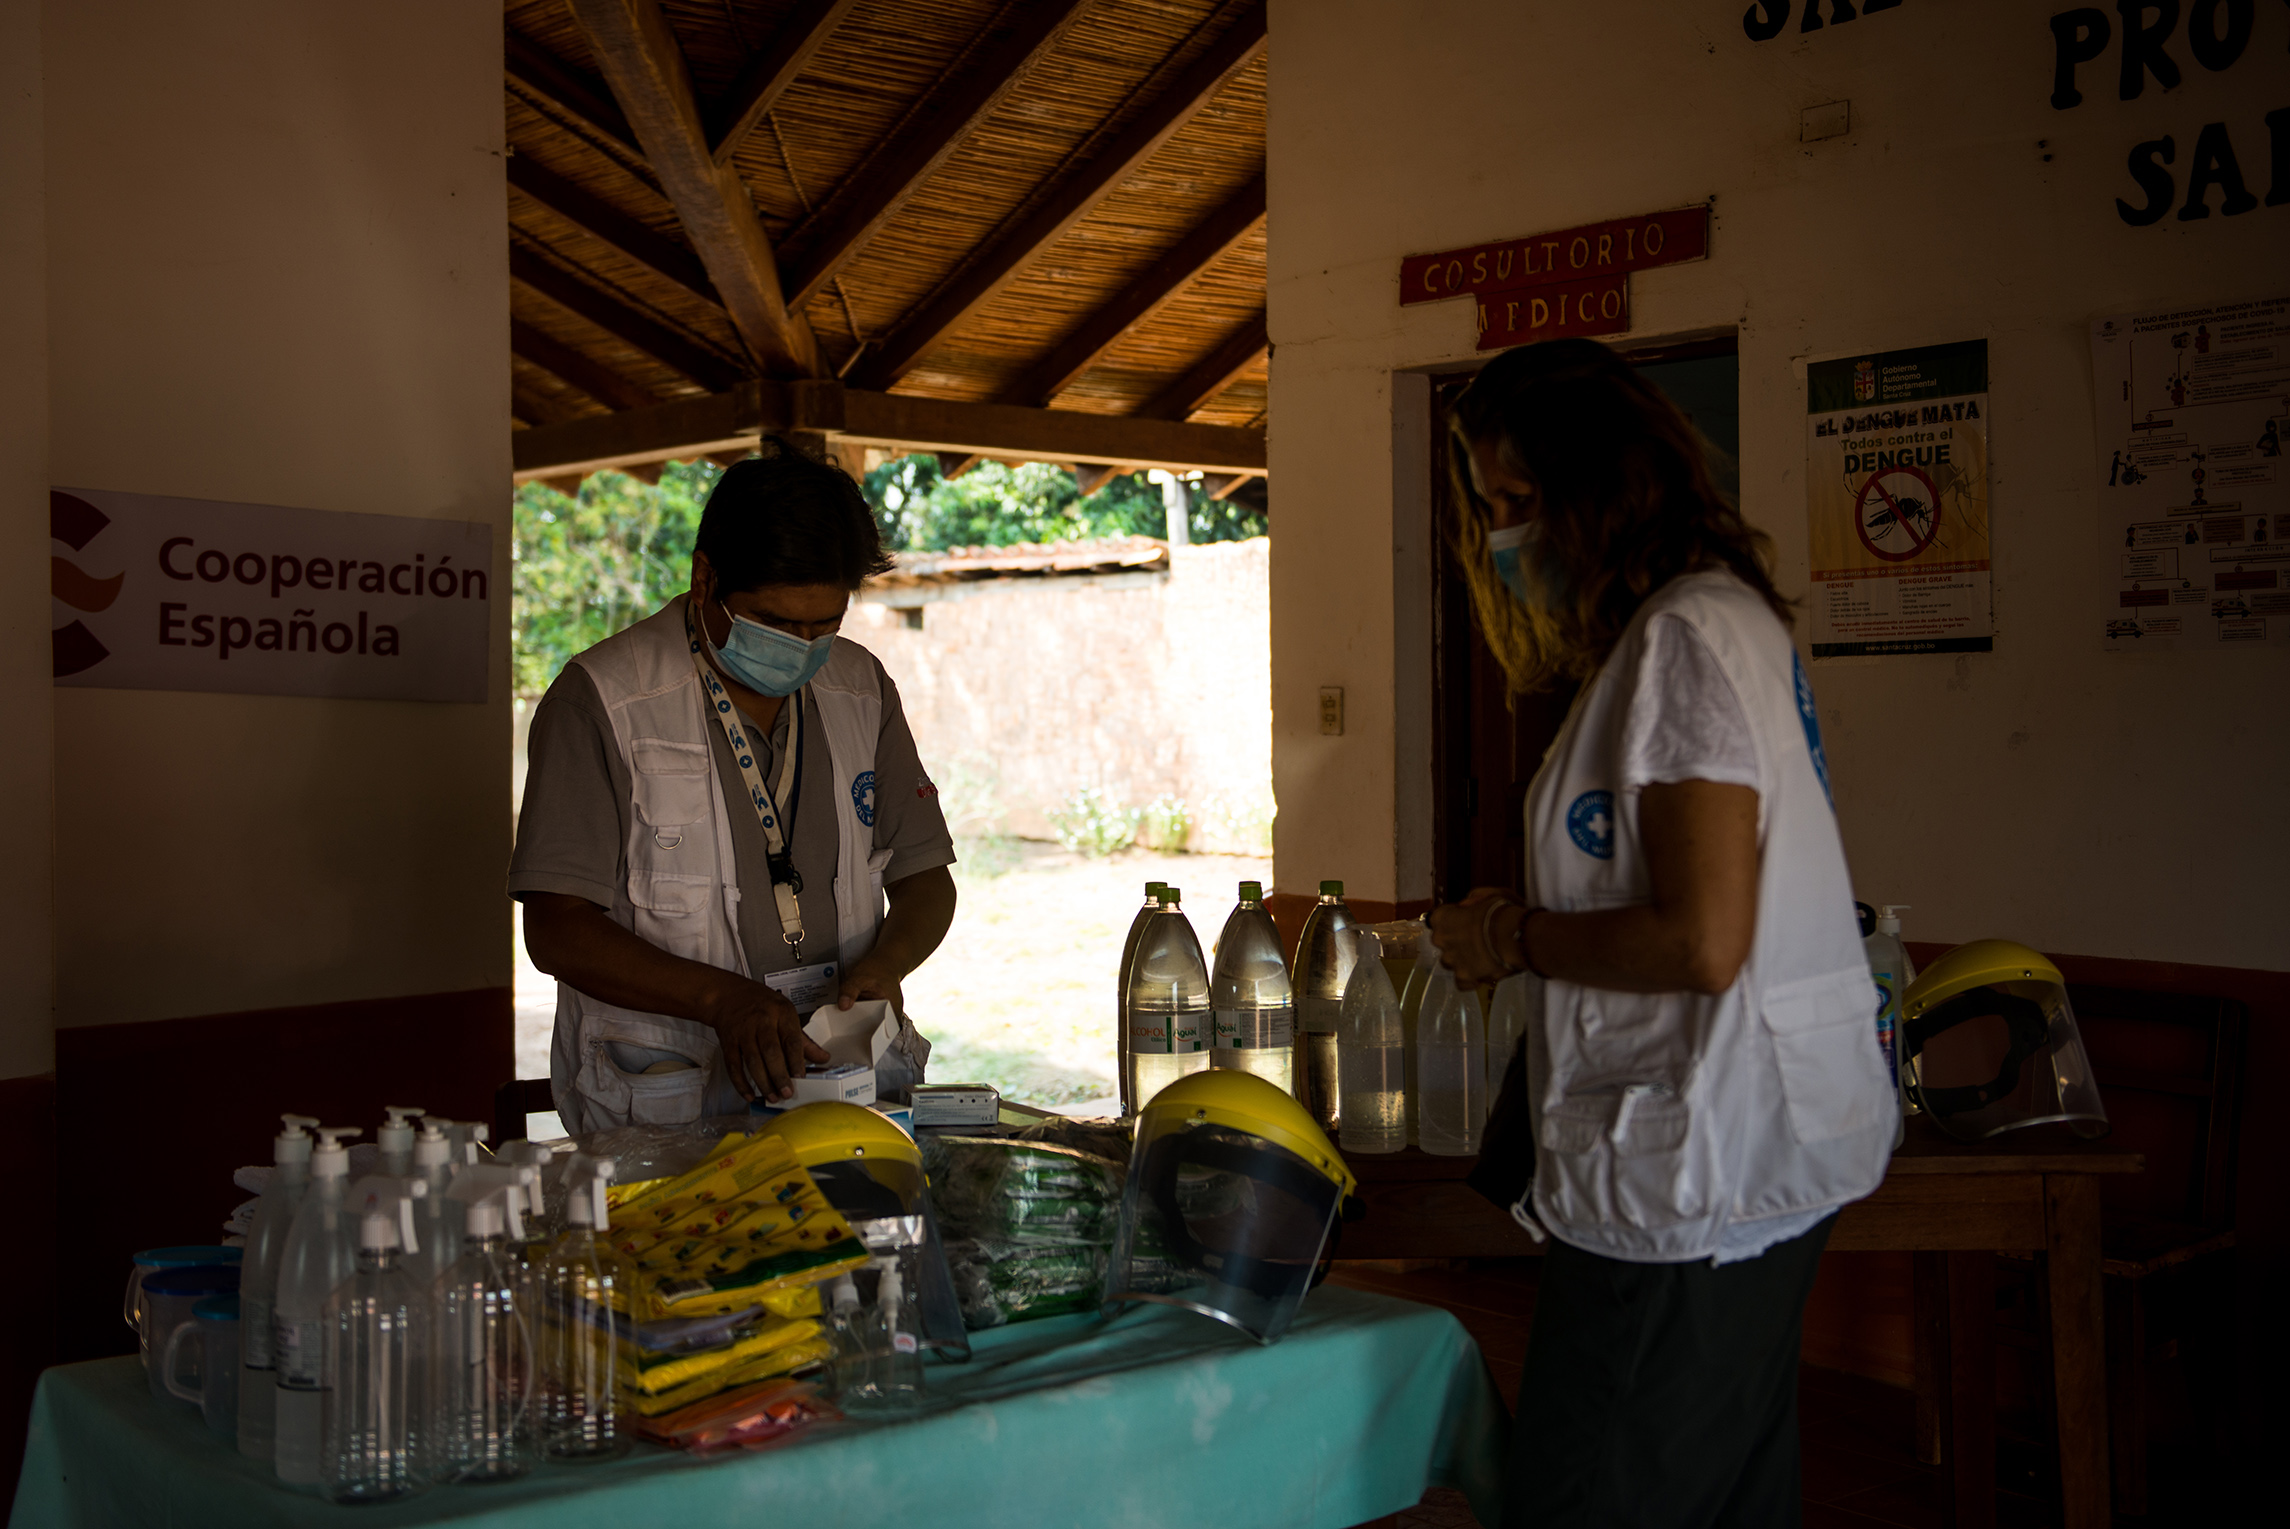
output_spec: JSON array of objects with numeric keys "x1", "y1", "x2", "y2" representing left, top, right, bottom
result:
[{"x1": 917, "y1": 1136, "x2": 1126, "y2": 1330}]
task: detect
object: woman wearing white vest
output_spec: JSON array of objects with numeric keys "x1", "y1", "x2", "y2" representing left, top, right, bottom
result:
[
  {"x1": 511, "y1": 441, "x2": 956, "y2": 1129},
  {"x1": 1425, "y1": 342, "x2": 1894, "y2": 1529}
]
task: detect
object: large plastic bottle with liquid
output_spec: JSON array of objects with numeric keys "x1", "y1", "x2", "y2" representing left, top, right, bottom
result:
[
  {"x1": 533, "y1": 1156, "x2": 630, "y2": 1462},
  {"x1": 432, "y1": 1164, "x2": 538, "y2": 1483},
  {"x1": 1115, "y1": 882, "x2": 1168, "y2": 1116},
  {"x1": 1294, "y1": 882, "x2": 1359, "y2": 1132},
  {"x1": 272, "y1": 1126, "x2": 361, "y2": 1485},
  {"x1": 1211, "y1": 881, "x2": 1295, "y2": 1094},
  {"x1": 1485, "y1": 974, "x2": 1538, "y2": 1119},
  {"x1": 237, "y1": 1114, "x2": 318, "y2": 1461},
  {"x1": 849, "y1": 1264, "x2": 924, "y2": 1412},
  {"x1": 1336, "y1": 931, "x2": 1405, "y2": 1154},
  {"x1": 823, "y1": 1274, "x2": 866, "y2": 1401},
  {"x1": 1125, "y1": 889, "x2": 1211, "y2": 1109},
  {"x1": 1417, "y1": 960, "x2": 1487, "y2": 1156},
  {"x1": 1864, "y1": 905, "x2": 1915, "y2": 1149},
  {"x1": 322, "y1": 1177, "x2": 430, "y2": 1504}
]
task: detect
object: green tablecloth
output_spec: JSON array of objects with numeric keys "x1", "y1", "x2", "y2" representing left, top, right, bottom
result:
[{"x1": 13, "y1": 1287, "x2": 1505, "y2": 1528}]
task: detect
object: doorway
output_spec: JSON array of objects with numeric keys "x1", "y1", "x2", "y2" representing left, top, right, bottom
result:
[{"x1": 1429, "y1": 335, "x2": 1741, "y2": 900}]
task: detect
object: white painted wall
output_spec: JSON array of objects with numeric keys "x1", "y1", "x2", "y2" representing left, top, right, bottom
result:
[
  {"x1": 2, "y1": 0, "x2": 54, "y2": 1078},
  {"x1": 1269, "y1": 0, "x2": 2289, "y2": 967},
  {"x1": 44, "y1": 0, "x2": 510, "y2": 1026}
]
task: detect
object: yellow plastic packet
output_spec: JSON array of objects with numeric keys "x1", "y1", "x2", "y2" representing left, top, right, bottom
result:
[
  {"x1": 613, "y1": 1181, "x2": 830, "y2": 1260},
  {"x1": 618, "y1": 1314, "x2": 824, "y2": 1396},
  {"x1": 623, "y1": 1334, "x2": 835, "y2": 1416},
  {"x1": 634, "y1": 1235, "x2": 867, "y2": 1319},
  {"x1": 614, "y1": 1132, "x2": 806, "y2": 1218}
]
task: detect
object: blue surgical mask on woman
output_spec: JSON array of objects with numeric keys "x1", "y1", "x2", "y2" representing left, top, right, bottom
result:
[
  {"x1": 708, "y1": 599, "x2": 835, "y2": 696},
  {"x1": 1486, "y1": 521, "x2": 1564, "y2": 610}
]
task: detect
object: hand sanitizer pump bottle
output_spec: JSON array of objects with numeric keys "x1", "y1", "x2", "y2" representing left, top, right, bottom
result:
[
  {"x1": 273, "y1": 1126, "x2": 361, "y2": 1485},
  {"x1": 534, "y1": 1156, "x2": 630, "y2": 1462},
  {"x1": 237, "y1": 1114, "x2": 318, "y2": 1461},
  {"x1": 322, "y1": 1178, "x2": 430, "y2": 1504},
  {"x1": 433, "y1": 1165, "x2": 538, "y2": 1482},
  {"x1": 376, "y1": 1105, "x2": 425, "y2": 1178}
]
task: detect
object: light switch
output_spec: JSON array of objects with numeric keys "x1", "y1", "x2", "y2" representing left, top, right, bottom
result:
[
  {"x1": 1319, "y1": 687, "x2": 1344, "y2": 736},
  {"x1": 1802, "y1": 101, "x2": 1850, "y2": 142}
]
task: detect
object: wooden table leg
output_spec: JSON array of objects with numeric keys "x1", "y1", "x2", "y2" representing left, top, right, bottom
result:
[
  {"x1": 1912, "y1": 1252, "x2": 1946, "y2": 1467},
  {"x1": 1945, "y1": 1252, "x2": 1995, "y2": 1529},
  {"x1": 2045, "y1": 1174, "x2": 2110, "y2": 1529}
]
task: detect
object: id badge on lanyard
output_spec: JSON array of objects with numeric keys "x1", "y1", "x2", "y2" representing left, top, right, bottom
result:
[
  {"x1": 688, "y1": 605, "x2": 812, "y2": 963},
  {"x1": 763, "y1": 961, "x2": 839, "y2": 1017}
]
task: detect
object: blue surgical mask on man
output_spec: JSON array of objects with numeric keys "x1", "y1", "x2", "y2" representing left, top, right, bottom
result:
[
  {"x1": 708, "y1": 599, "x2": 835, "y2": 696},
  {"x1": 1487, "y1": 521, "x2": 1563, "y2": 610}
]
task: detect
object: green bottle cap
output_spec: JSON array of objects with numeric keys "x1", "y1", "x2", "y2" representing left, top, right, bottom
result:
[
  {"x1": 1238, "y1": 880, "x2": 1262, "y2": 900},
  {"x1": 1145, "y1": 881, "x2": 1167, "y2": 897},
  {"x1": 1319, "y1": 879, "x2": 1344, "y2": 897},
  {"x1": 1164, "y1": 888, "x2": 1182, "y2": 904}
]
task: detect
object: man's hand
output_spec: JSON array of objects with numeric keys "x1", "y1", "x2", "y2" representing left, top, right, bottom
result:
[
  {"x1": 1424, "y1": 888, "x2": 1521, "y2": 987},
  {"x1": 698, "y1": 978, "x2": 829, "y2": 1103},
  {"x1": 834, "y1": 956, "x2": 907, "y2": 1015}
]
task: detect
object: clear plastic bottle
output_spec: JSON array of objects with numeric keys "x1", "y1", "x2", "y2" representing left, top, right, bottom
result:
[
  {"x1": 273, "y1": 1126, "x2": 361, "y2": 1485},
  {"x1": 852, "y1": 1265, "x2": 923, "y2": 1411},
  {"x1": 1116, "y1": 882, "x2": 1169, "y2": 1117},
  {"x1": 823, "y1": 1274, "x2": 866, "y2": 1401},
  {"x1": 237, "y1": 1114, "x2": 318, "y2": 1461},
  {"x1": 322, "y1": 1178, "x2": 429, "y2": 1504},
  {"x1": 404, "y1": 1118, "x2": 460, "y2": 1289},
  {"x1": 533, "y1": 1156, "x2": 629, "y2": 1462},
  {"x1": 1293, "y1": 881, "x2": 1358, "y2": 1133},
  {"x1": 1126, "y1": 889, "x2": 1211, "y2": 1109},
  {"x1": 1417, "y1": 960, "x2": 1487, "y2": 1156},
  {"x1": 1211, "y1": 881, "x2": 1295, "y2": 1093},
  {"x1": 1380, "y1": 923, "x2": 1427, "y2": 1145},
  {"x1": 432, "y1": 1165, "x2": 537, "y2": 1483},
  {"x1": 1336, "y1": 932, "x2": 1405, "y2": 1153},
  {"x1": 1485, "y1": 973, "x2": 1537, "y2": 1120},
  {"x1": 1864, "y1": 904, "x2": 1915, "y2": 1149}
]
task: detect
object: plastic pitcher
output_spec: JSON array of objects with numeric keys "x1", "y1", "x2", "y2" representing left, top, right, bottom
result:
[
  {"x1": 162, "y1": 1294, "x2": 241, "y2": 1439},
  {"x1": 140, "y1": 1263, "x2": 240, "y2": 1404},
  {"x1": 123, "y1": 1245, "x2": 241, "y2": 1352}
]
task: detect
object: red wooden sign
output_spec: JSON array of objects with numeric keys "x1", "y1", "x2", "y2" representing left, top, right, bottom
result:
[
  {"x1": 1401, "y1": 205, "x2": 1709, "y2": 307},
  {"x1": 1475, "y1": 275, "x2": 1628, "y2": 348}
]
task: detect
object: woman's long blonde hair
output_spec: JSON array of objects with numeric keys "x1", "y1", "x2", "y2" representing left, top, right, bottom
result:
[{"x1": 1446, "y1": 339, "x2": 1789, "y2": 694}]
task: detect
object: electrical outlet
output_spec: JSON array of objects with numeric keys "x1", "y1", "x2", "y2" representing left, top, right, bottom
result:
[{"x1": 1319, "y1": 687, "x2": 1344, "y2": 736}]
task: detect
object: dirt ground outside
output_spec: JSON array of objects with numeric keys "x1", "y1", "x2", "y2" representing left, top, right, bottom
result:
[{"x1": 513, "y1": 839, "x2": 1274, "y2": 1127}]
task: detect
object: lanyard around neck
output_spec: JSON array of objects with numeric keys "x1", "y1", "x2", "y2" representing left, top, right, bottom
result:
[{"x1": 686, "y1": 601, "x2": 809, "y2": 961}]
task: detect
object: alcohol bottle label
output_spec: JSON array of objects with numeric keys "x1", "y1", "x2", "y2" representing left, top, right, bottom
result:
[
  {"x1": 1131, "y1": 1013, "x2": 1204, "y2": 1053},
  {"x1": 274, "y1": 1316, "x2": 324, "y2": 1387},
  {"x1": 1213, "y1": 1004, "x2": 1295, "y2": 1049}
]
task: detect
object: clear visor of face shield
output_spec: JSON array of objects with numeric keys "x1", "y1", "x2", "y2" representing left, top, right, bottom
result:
[
  {"x1": 804, "y1": 1155, "x2": 969, "y2": 1361},
  {"x1": 1905, "y1": 980, "x2": 2109, "y2": 1143},
  {"x1": 1103, "y1": 1122, "x2": 1344, "y2": 1345}
]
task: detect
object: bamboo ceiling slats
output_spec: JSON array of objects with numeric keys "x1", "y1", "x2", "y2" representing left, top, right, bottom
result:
[{"x1": 503, "y1": 0, "x2": 1269, "y2": 476}]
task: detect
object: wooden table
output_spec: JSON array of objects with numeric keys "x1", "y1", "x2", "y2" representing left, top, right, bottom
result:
[{"x1": 1338, "y1": 1118, "x2": 2143, "y2": 1529}]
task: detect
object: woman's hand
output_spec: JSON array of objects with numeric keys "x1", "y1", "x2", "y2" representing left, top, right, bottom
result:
[{"x1": 1424, "y1": 887, "x2": 1528, "y2": 987}]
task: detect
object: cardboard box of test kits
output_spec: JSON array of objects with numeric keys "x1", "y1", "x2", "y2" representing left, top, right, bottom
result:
[{"x1": 789, "y1": 999, "x2": 900, "y2": 1106}]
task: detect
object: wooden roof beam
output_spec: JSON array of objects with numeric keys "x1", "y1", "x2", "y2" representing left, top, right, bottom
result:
[
  {"x1": 511, "y1": 318, "x2": 667, "y2": 414},
  {"x1": 505, "y1": 29, "x2": 640, "y2": 155},
  {"x1": 510, "y1": 246, "x2": 743, "y2": 393},
  {"x1": 1001, "y1": 171, "x2": 1263, "y2": 409},
  {"x1": 511, "y1": 384, "x2": 587, "y2": 430},
  {"x1": 706, "y1": 0, "x2": 862, "y2": 164},
  {"x1": 848, "y1": 2, "x2": 1266, "y2": 393},
  {"x1": 1141, "y1": 311, "x2": 1267, "y2": 420},
  {"x1": 507, "y1": 154, "x2": 720, "y2": 306},
  {"x1": 510, "y1": 380, "x2": 1265, "y2": 481},
  {"x1": 776, "y1": 0, "x2": 1098, "y2": 310},
  {"x1": 568, "y1": 0, "x2": 820, "y2": 378}
]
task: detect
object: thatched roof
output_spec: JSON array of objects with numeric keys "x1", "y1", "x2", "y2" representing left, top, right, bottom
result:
[{"x1": 505, "y1": 0, "x2": 1268, "y2": 485}]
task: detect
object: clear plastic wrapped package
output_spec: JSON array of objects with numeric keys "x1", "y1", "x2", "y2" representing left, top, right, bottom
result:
[{"x1": 917, "y1": 1135, "x2": 1126, "y2": 1329}]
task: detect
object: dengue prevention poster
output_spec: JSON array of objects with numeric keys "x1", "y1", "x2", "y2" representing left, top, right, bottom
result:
[
  {"x1": 2089, "y1": 295, "x2": 2289, "y2": 649},
  {"x1": 1805, "y1": 340, "x2": 1992, "y2": 659}
]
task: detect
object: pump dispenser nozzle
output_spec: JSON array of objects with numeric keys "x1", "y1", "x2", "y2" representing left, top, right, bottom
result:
[
  {"x1": 412, "y1": 1117, "x2": 454, "y2": 1171},
  {"x1": 343, "y1": 1175, "x2": 425, "y2": 1255},
  {"x1": 1876, "y1": 905, "x2": 1910, "y2": 935},
  {"x1": 311, "y1": 1127, "x2": 362, "y2": 1178},
  {"x1": 275, "y1": 1115, "x2": 320, "y2": 1163}
]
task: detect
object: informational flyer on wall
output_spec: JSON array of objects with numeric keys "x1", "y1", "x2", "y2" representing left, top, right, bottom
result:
[
  {"x1": 2089, "y1": 295, "x2": 2290, "y2": 649},
  {"x1": 1805, "y1": 339, "x2": 1992, "y2": 658}
]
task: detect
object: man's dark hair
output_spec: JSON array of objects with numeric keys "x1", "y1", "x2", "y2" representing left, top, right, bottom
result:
[{"x1": 695, "y1": 435, "x2": 894, "y2": 592}]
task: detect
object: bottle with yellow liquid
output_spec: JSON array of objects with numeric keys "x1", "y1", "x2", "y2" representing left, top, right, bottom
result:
[
  {"x1": 1210, "y1": 881, "x2": 1294, "y2": 1094},
  {"x1": 1292, "y1": 882, "x2": 1357, "y2": 1132}
]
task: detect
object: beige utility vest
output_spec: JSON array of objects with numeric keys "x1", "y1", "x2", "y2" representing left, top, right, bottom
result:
[
  {"x1": 548, "y1": 594, "x2": 896, "y2": 1131},
  {"x1": 1519, "y1": 570, "x2": 1895, "y2": 1262}
]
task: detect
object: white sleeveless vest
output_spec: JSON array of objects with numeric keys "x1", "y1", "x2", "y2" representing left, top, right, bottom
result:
[
  {"x1": 548, "y1": 593, "x2": 898, "y2": 1131},
  {"x1": 1519, "y1": 570, "x2": 1894, "y2": 1262}
]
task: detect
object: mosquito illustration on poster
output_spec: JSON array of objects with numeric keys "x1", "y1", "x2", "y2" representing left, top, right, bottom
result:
[{"x1": 1854, "y1": 466, "x2": 1940, "y2": 562}]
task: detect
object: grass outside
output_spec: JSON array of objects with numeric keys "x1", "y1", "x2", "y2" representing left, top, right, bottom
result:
[{"x1": 512, "y1": 839, "x2": 1274, "y2": 1112}]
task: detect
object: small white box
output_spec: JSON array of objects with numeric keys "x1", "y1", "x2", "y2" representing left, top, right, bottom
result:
[
  {"x1": 785, "y1": 999, "x2": 901, "y2": 1107},
  {"x1": 911, "y1": 1083, "x2": 1001, "y2": 1126}
]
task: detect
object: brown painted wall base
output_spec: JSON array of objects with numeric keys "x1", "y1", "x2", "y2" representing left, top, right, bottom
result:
[{"x1": 52, "y1": 987, "x2": 511, "y2": 1367}]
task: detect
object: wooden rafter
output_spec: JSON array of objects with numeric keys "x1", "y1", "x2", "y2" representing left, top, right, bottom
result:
[
  {"x1": 775, "y1": 0, "x2": 1098, "y2": 310},
  {"x1": 567, "y1": 0, "x2": 820, "y2": 378},
  {"x1": 510, "y1": 247, "x2": 744, "y2": 393},
  {"x1": 510, "y1": 318, "x2": 665, "y2": 413},
  {"x1": 505, "y1": 29, "x2": 639, "y2": 154},
  {"x1": 510, "y1": 380, "x2": 1265, "y2": 481},
  {"x1": 1001, "y1": 170, "x2": 1263, "y2": 409},
  {"x1": 707, "y1": 0, "x2": 863, "y2": 164},
  {"x1": 847, "y1": 2, "x2": 1267, "y2": 392},
  {"x1": 1141, "y1": 310, "x2": 1266, "y2": 420},
  {"x1": 507, "y1": 154, "x2": 719, "y2": 306},
  {"x1": 511, "y1": 383, "x2": 586, "y2": 429}
]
